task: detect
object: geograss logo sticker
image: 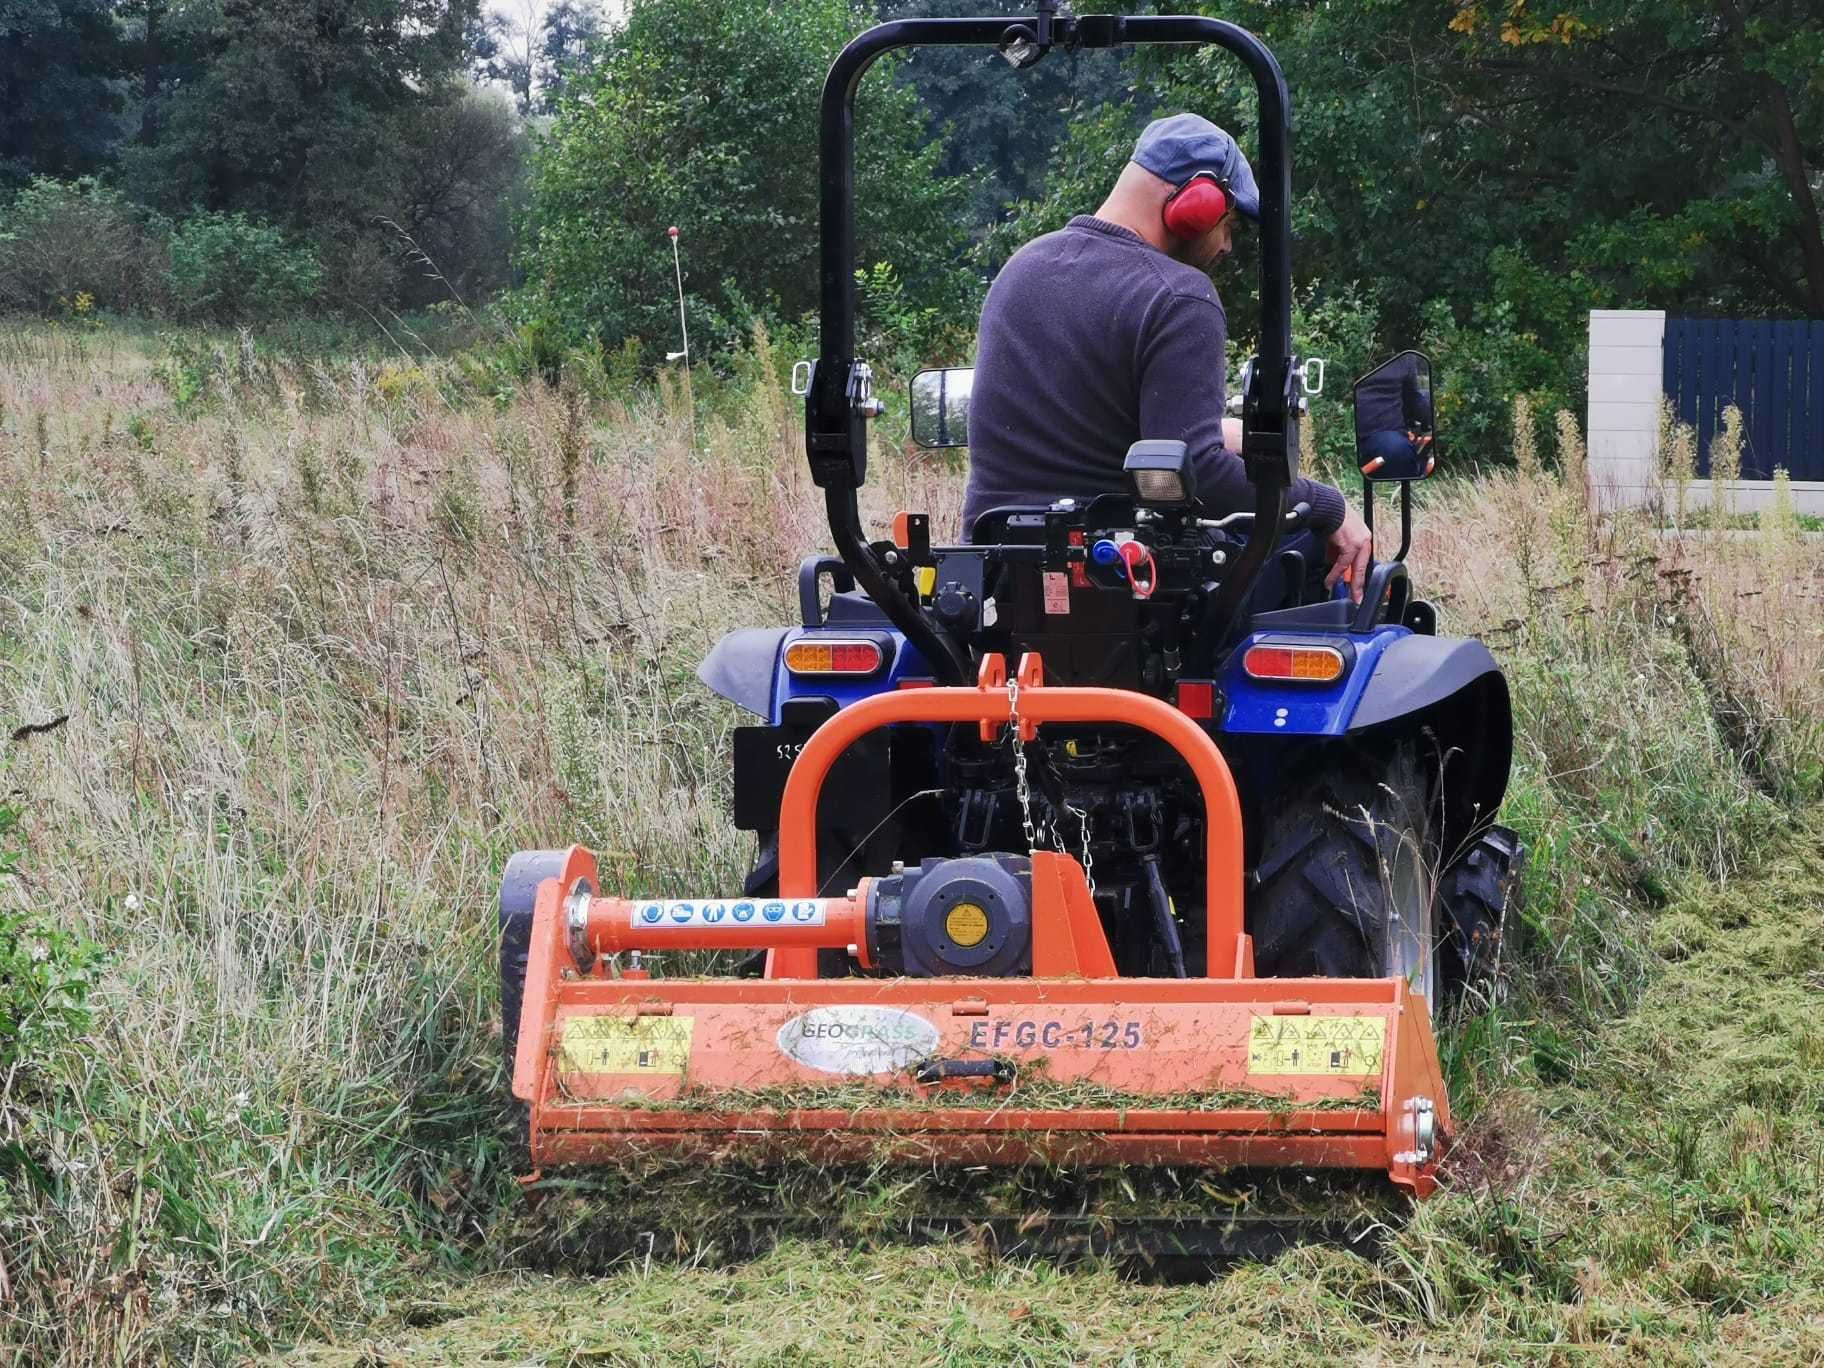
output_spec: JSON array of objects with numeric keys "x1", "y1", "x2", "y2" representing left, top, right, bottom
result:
[{"x1": 776, "y1": 1006, "x2": 940, "y2": 1075}]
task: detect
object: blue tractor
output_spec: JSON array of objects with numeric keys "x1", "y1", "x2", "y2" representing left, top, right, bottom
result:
[{"x1": 699, "y1": 342, "x2": 1520, "y2": 1011}]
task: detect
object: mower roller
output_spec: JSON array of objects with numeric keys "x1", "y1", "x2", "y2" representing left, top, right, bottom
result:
[{"x1": 501, "y1": 5, "x2": 1521, "y2": 1240}]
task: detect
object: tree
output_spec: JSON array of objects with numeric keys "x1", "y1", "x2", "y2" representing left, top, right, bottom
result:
[
  {"x1": 393, "y1": 88, "x2": 528, "y2": 303},
  {"x1": 535, "y1": 0, "x2": 603, "y2": 114},
  {"x1": 121, "y1": 0, "x2": 481, "y2": 240},
  {"x1": 477, "y1": 0, "x2": 604, "y2": 117},
  {"x1": 877, "y1": 0, "x2": 1139, "y2": 225},
  {"x1": 1448, "y1": 0, "x2": 1824, "y2": 315},
  {"x1": 519, "y1": 0, "x2": 980, "y2": 357},
  {"x1": 0, "y1": 0, "x2": 125, "y2": 189}
]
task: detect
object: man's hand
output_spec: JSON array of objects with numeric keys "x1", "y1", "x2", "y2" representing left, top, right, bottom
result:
[{"x1": 1323, "y1": 506, "x2": 1373, "y2": 603}]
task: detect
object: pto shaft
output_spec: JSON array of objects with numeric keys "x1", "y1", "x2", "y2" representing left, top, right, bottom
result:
[{"x1": 575, "y1": 885, "x2": 874, "y2": 967}]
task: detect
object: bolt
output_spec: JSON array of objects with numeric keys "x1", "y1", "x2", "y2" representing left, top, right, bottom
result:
[{"x1": 1408, "y1": 1096, "x2": 1438, "y2": 1163}]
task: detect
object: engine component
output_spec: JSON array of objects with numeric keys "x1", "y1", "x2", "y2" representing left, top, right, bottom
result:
[{"x1": 867, "y1": 854, "x2": 1032, "y2": 977}]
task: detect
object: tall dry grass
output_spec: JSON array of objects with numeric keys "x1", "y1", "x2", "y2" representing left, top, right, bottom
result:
[{"x1": 0, "y1": 321, "x2": 1818, "y2": 1359}]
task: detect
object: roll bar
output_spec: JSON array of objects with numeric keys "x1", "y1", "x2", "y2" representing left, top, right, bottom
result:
[{"x1": 806, "y1": 10, "x2": 1300, "y2": 683}]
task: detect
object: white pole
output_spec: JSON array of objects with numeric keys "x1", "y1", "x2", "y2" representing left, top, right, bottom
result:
[{"x1": 667, "y1": 225, "x2": 697, "y2": 453}]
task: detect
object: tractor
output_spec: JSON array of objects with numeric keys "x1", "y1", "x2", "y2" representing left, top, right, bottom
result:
[{"x1": 499, "y1": 5, "x2": 1521, "y2": 1208}]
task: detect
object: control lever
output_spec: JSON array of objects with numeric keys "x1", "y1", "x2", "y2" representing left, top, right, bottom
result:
[{"x1": 1198, "y1": 500, "x2": 1313, "y2": 533}]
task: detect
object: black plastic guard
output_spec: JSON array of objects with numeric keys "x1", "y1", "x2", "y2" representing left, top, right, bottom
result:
[{"x1": 1349, "y1": 634, "x2": 1513, "y2": 841}]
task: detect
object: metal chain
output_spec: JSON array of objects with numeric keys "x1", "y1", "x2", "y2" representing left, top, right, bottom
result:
[
  {"x1": 1007, "y1": 674, "x2": 1039, "y2": 853},
  {"x1": 1065, "y1": 801, "x2": 1097, "y2": 898},
  {"x1": 1007, "y1": 672, "x2": 1097, "y2": 896}
]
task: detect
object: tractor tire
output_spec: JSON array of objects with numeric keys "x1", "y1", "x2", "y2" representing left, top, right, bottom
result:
[
  {"x1": 1436, "y1": 825, "x2": 1524, "y2": 999},
  {"x1": 1247, "y1": 746, "x2": 1443, "y2": 1012}
]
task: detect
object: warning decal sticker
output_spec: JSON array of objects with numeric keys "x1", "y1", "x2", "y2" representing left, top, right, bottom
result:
[
  {"x1": 1246, "y1": 1014, "x2": 1386, "y2": 1077},
  {"x1": 559, "y1": 1014, "x2": 696, "y2": 1075},
  {"x1": 628, "y1": 898, "x2": 826, "y2": 929}
]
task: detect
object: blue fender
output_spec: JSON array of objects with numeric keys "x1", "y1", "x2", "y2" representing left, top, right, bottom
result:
[
  {"x1": 1219, "y1": 628, "x2": 1512, "y2": 835},
  {"x1": 698, "y1": 625, "x2": 926, "y2": 724}
]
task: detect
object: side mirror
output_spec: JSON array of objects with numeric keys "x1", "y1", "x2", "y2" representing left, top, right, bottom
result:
[
  {"x1": 1352, "y1": 351, "x2": 1436, "y2": 482},
  {"x1": 909, "y1": 367, "x2": 973, "y2": 448}
]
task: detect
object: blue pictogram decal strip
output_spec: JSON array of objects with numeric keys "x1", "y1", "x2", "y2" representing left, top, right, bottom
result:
[{"x1": 629, "y1": 897, "x2": 829, "y2": 929}]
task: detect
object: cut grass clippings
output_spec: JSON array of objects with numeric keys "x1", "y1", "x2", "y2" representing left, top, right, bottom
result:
[
  {"x1": 287, "y1": 811, "x2": 1824, "y2": 1364},
  {"x1": 556, "y1": 1077, "x2": 1382, "y2": 1115}
]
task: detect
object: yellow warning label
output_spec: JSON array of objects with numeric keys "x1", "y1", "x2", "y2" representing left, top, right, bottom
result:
[
  {"x1": 945, "y1": 901, "x2": 989, "y2": 947},
  {"x1": 559, "y1": 1015, "x2": 696, "y2": 1075},
  {"x1": 1247, "y1": 1014, "x2": 1386, "y2": 1077}
]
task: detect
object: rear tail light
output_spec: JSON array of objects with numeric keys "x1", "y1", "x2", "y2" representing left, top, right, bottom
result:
[
  {"x1": 1174, "y1": 680, "x2": 1216, "y2": 718},
  {"x1": 1242, "y1": 644, "x2": 1347, "y2": 683},
  {"x1": 784, "y1": 639, "x2": 885, "y2": 676}
]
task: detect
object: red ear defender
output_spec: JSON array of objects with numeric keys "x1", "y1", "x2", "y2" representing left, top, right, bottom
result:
[{"x1": 1161, "y1": 174, "x2": 1231, "y2": 240}]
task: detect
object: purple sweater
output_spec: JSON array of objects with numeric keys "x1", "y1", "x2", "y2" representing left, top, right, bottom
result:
[{"x1": 961, "y1": 216, "x2": 1345, "y2": 539}]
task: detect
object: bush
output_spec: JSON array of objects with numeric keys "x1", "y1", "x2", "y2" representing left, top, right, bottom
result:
[
  {"x1": 1421, "y1": 291, "x2": 1578, "y2": 469},
  {"x1": 0, "y1": 177, "x2": 167, "y2": 314},
  {"x1": 165, "y1": 212, "x2": 321, "y2": 323},
  {"x1": 1292, "y1": 281, "x2": 1383, "y2": 481}
]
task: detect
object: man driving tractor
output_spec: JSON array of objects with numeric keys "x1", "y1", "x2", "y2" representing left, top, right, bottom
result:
[{"x1": 963, "y1": 113, "x2": 1374, "y2": 601}]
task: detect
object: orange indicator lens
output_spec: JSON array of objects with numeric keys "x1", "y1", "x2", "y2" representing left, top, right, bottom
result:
[{"x1": 1242, "y1": 644, "x2": 1346, "y2": 682}]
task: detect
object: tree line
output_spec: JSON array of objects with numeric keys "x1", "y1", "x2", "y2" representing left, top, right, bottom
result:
[{"x1": 2, "y1": 0, "x2": 1817, "y2": 451}]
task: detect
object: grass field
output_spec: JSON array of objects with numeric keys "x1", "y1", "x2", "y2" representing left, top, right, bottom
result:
[{"x1": 1, "y1": 320, "x2": 1822, "y2": 1363}]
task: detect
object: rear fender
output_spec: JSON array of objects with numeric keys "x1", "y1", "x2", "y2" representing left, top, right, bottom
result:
[
  {"x1": 698, "y1": 624, "x2": 928, "y2": 726},
  {"x1": 697, "y1": 627, "x2": 791, "y2": 720},
  {"x1": 1347, "y1": 635, "x2": 1512, "y2": 840},
  {"x1": 1219, "y1": 631, "x2": 1512, "y2": 844}
]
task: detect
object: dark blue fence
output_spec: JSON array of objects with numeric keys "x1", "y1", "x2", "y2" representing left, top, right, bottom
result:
[{"x1": 1662, "y1": 318, "x2": 1824, "y2": 481}]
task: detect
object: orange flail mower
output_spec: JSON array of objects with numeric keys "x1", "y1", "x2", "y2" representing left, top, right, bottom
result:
[{"x1": 510, "y1": 656, "x2": 1450, "y2": 1196}]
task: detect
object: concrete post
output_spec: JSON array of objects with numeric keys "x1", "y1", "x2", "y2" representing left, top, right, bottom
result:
[{"x1": 1586, "y1": 309, "x2": 1666, "y2": 511}]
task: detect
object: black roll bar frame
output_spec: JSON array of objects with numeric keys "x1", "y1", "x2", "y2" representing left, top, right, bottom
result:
[{"x1": 806, "y1": 11, "x2": 1300, "y2": 683}]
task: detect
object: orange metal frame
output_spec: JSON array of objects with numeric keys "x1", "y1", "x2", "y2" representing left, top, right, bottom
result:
[
  {"x1": 512, "y1": 653, "x2": 1452, "y2": 1196},
  {"x1": 769, "y1": 654, "x2": 1250, "y2": 979}
]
